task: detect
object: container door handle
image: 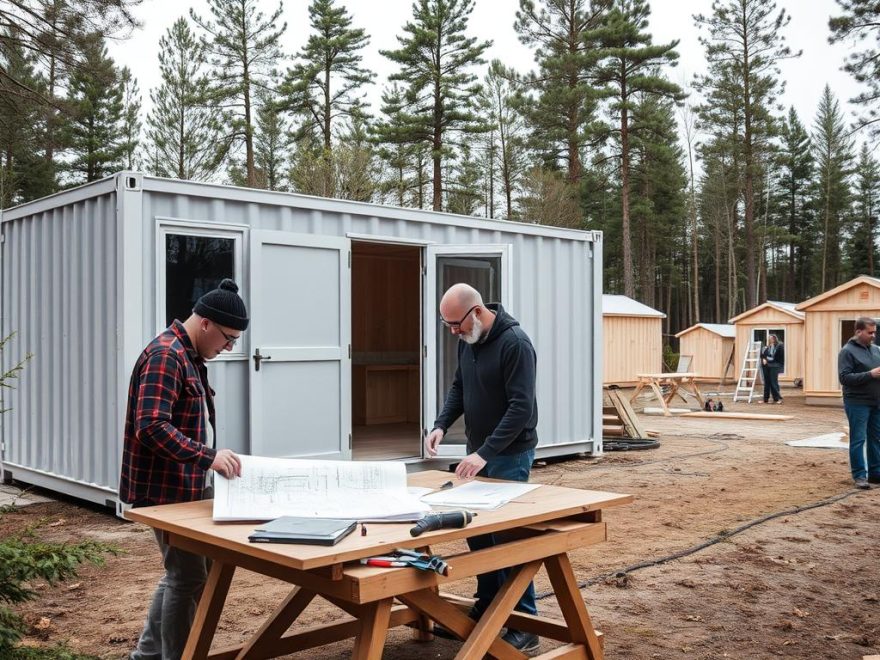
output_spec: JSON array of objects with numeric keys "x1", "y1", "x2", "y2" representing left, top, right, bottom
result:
[{"x1": 253, "y1": 348, "x2": 272, "y2": 371}]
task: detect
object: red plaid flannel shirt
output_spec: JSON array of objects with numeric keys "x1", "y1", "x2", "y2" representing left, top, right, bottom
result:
[{"x1": 119, "y1": 321, "x2": 217, "y2": 507}]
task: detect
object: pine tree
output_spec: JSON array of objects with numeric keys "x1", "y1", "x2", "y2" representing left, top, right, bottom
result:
[
  {"x1": 64, "y1": 35, "x2": 125, "y2": 183},
  {"x1": 253, "y1": 94, "x2": 292, "y2": 191},
  {"x1": 812, "y1": 84, "x2": 853, "y2": 291},
  {"x1": 512, "y1": 0, "x2": 609, "y2": 184},
  {"x1": 847, "y1": 143, "x2": 879, "y2": 277},
  {"x1": 191, "y1": 0, "x2": 286, "y2": 187},
  {"x1": 694, "y1": 0, "x2": 798, "y2": 309},
  {"x1": 118, "y1": 67, "x2": 140, "y2": 169},
  {"x1": 829, "y1": 1, "x2": 880, "y2": 136},
  {"x1": 590, "y1": 0, "x2": 683, "y2": 298},
  {"x1": 775, "y1": 107, "x2": 813, "y2": 299},
  {"x1": 146, "y1": 18, "x2": 229, "y2": 181},
  {"x1": 479, "y1": 60, "x2": 528, "y2": 219},
  {"x1": 379, "y1": 0, "x2": 491, "y2": 211},
  {"x1": 374, "y1": 83, "x2": 424, "y2": 207},
  {"x1": 282, "y1": 0, "x2": 373, "y2": 153}
]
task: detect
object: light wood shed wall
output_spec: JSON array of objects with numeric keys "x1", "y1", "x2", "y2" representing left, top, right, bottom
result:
[
  {"x1": 803, "y1": 282, "x2": 880, "y2": 399},
  {"x1": 733, "y1": 308, "x2": 804, "y2": 384},
  {"x1": 678, "y1": 329, "x2": 735, "y2": 382},
  {"x1": 603, "y1": 315, "x2": 663, "y2": 385}
]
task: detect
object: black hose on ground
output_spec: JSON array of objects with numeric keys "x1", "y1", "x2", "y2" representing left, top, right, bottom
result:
[{"x1": 601, "y1": 437, "x2": 660, "y2": 451}]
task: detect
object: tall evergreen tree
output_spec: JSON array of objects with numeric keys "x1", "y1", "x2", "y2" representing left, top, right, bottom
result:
[
  {"x1": 694, "y1": 0, "x2": 798, "y2": 309},
  {"x1": 252, "y1": 94, "x2": 292, "y2": 191},
  {"x1": 812, "y1": 84, "x2": 853, "y2": 291},
  {"x1": 191, "y1": 0, "x2": 286, "y2": 187},
  {"x1": 847, "y1": 143, "x2": 879, "y2": 277},
  {"x1": 145, "y1": 18, "x2": 228, "y2": 181},
  {"x1": 513, "y1": 0, "x2": 609, "y2": 183},
  {"x1": 282, "y1": 0, "x2": 373, "y2": 152},
  {"x1": 373, "y1": 83, "x2": 425, "y2": 207},
  {"x1": 829, "y1": 1, "x2": 880, "y2": 136},
  {"x1": 775, "y1": 107, "x2": 813, "y2": 300},
  {"x1": 64, "y1": 35, "x2": 125, "y2": 182},
  {"x1": 590, "y1": 0, "x2": 683, "y2": 298},
  {"x1": 119, "y1": 66, "x2": 140, "y2": 169},
  {"x1": 379, "y1": 0, "x2": 491, "y2": 211},
  {"x1": 479, "y1": 60, "x2": 528, "y2": 219}
]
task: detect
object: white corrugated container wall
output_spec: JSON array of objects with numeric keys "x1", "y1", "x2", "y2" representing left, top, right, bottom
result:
[{"x1": 1, "y1": 173, "x2": 603, "y2": 506}]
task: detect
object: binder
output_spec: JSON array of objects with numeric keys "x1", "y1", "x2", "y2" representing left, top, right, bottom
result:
[{"x1": 248, "y1": 517, "x2": 357, "y2": 546}]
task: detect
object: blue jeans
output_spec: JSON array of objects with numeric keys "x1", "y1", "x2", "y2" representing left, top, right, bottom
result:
[
  {"x1": 762, "y1": 366, "x2": 781, "y2": 402},
  {"x1": 130, "y1": 528, "x2": 210, "y2": 660},
  {"x1": 843, "y1": 402, "x2": 880, "y2": 481},
  {"x1": 467, "y1": 448, "x2": 537, "y2": 618}
]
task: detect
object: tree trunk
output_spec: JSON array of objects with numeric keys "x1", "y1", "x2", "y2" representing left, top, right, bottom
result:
[
  {"x1": 741, "y1": 2, "x2": 756, "y2": 308},
  {"x1": 620, "y1": 93, "x2": 634, "y2": 298}
]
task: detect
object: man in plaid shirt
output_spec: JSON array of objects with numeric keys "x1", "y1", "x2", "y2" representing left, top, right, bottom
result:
[{"x1": 124, "y1": 278, "x2": 248, "y2": 660}]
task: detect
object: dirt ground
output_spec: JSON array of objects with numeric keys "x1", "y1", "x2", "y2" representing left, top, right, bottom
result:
[{"x1": 3, "y1": 388, "x2": 879, "y2": 659}]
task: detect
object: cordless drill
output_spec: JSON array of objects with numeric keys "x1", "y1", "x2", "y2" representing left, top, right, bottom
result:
[{"x1": 409, "y1": 510, "x2": 474, "y2": 537}]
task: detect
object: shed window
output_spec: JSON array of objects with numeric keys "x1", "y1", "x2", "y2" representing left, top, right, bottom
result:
[{"x1": 158, "y1": 224, "x2": 245, "y2": 356}]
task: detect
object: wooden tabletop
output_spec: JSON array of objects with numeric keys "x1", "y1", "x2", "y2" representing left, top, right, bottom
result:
[
  {"x1": 126, "y1": 470, "x2": 632, "y2": 572},
  {"x1": 636, "y1": 372, "x2": 699, "y2": 379}
]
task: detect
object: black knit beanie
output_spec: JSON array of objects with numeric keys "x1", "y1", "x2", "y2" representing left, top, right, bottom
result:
[{"x1": 193, "y1": 278, "x2": 249, "y2": 331}]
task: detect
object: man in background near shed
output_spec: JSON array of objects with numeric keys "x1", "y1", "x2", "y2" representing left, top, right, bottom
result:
[
  {"x1": 838, "y1": 316, "x2": 880, "y2": 490},
  {"x1": 424, "y1": 283, "x2": 540, "y2": 653},
  {"x1": 121, "y1": 278, "x2": 249, "y2": 660}
]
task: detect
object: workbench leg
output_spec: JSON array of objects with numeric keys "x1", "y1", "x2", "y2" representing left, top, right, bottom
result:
[
  {"x1": 234, "y1": 587, "x2": 316, "y2": 659},
  {"x1": 456, "y1": 559, "x2": 542, "y2": 660},
  {"x1": 182, "y1": 561, "x2": 236, "y2": 660},
  {"x1": 629, "y1": 381, "x2": 646, "y2": 403},
  {"x1": 648, "y1": 381, "x2": 670, "y2": 416},
  {"x1": 688, "y1": 378, "x2": 704, "y2": 407},
  {"x1": 352, "y1": 597, "x2": 393, "y2": 660},
  {"x1": 544, "y1": 554, "x2": 603, "y2": 660}
]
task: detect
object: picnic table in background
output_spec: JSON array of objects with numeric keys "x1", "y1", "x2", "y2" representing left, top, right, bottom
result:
[{"x1": 630, "y1": 372, "x2": 705, "y2": 416}]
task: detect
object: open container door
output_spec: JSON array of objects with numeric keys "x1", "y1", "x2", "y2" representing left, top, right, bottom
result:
[
  {"x1": 249, "y1": 230, "x2": 351, "y2": 459},
  {"x1": 423, "y1": 245, "x2": 512, "y2": 458}
]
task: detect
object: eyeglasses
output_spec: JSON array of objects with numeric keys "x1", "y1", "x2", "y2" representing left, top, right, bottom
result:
[
  {"x1": 440, "y1": 305, "x2": 479, "y2": 329},
  {"x1": 213, "y1": 322, "x2": 240, "y2": 347}
]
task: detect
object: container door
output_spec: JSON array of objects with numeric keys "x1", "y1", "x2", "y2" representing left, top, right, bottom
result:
[
  {"x1": 423, "y1": 245, "x2": 511, "y2": 458},
  {"x1": 249, "y1": 230, "x2": 351, "y2": 459}
]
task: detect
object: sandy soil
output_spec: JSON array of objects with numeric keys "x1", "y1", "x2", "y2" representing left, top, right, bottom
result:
[{"x1": 3, "y1": 389, "x2": 879, "y2": 659}]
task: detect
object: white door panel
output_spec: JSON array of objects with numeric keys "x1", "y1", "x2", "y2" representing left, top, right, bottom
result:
[{"x1": 249, "y1": 230, "x2": 351, "y2": 459}]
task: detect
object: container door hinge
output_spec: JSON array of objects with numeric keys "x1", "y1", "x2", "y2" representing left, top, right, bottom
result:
[
  {"x1": 348, "y1": 251, "x2": 352, "y2": 268},
  {"x1": 348, "y1": 344, "x2": 352, "y2": 358},
  {"x1": 348, "y1": 432, "x2": 352, "y2": 450},
  {"x1": 423, "y1": 345, "x2": 427, "y2": 358}
]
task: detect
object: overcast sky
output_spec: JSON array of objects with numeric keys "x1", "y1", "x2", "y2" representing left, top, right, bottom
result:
[{"x1": 107, "y1": 0, "x2": 863, "y2": 149}]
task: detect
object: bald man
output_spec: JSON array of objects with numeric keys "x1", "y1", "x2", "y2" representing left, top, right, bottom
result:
[{"x1": 425, "y1": 283, "x2": 539, "y2": 653}]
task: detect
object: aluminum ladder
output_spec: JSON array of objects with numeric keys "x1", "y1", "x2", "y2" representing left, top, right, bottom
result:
[{"x1": 733, "y1": 341, "x2": 762, "y2": 403}]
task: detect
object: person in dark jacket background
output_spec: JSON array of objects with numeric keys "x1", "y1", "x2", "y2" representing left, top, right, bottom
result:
[
  {"x1": 760, "y1": 334, "x2": 785, "y2": 404},
  {"x1": 424, "y1": 283, "x2": 540, "y2": 653},
  {"x1": 123, "y1": 278, "x2": 248, "y2": 660},
  {"x1": 838, "y1": 316, "x2": 880, "y2": 490}
]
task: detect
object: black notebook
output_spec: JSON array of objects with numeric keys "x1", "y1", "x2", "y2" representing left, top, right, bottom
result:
[{"x1": 248, "y1": 517, "x2": 357, "y2": 546}]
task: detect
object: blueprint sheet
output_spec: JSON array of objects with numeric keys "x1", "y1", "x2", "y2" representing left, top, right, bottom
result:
[{"x1": 213, "y1": 455, "x2": 431, "y2": 521}]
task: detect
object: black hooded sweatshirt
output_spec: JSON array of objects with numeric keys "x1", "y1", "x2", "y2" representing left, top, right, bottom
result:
[{"x1": 433, "y1": 303, "x2": 539, "y2": 460}]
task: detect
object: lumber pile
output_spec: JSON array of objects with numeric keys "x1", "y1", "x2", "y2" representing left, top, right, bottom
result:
[
  {"x1": 680, "y1": 411, "x2": 793, "y2": 421},
  {"x1": 603, "y1": 389, "x2": 649, "y2": 438}
]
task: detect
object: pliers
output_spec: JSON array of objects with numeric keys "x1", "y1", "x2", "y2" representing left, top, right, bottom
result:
[{"x1": 359, "y1": 548, "x2": 450, "y2": 576}]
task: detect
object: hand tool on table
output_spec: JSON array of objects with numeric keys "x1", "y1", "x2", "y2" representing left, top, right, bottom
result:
[{"x1": 359, "y1": 547, "x2": 450, "y2": 576}]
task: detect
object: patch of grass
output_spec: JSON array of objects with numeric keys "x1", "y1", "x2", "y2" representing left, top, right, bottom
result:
[{"x1": 5, "y1": 644, "x2": 100, "y2": 659}]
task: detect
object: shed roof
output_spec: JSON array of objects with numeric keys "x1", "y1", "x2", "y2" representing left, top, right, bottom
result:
[
  {"x1": 795, "y1": 275, "x2": 880, "y2": 311},
  {"x1": 675, "y1": 323, "x2": 736, "y2": 339},
  {"x1": 602, "y1": 294, "x2": 666, "y2": 318},
  {"x1": 728, "y1": 301, "x2": 805, "y2": 324}
]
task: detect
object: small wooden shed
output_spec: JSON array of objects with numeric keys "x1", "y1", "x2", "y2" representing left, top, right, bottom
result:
[
  {"x1": 674, "y1": 323, "x2": 736, "y2": 383},
  {"x1": 795, "y1": 275, "x2": 880, "y2": 405},
  {"x1": 602, "y1": 294, "x2": 666, "y2": 386},
  {"x1": 728, "y1": 301, "x2": 804, "y2": 386}
]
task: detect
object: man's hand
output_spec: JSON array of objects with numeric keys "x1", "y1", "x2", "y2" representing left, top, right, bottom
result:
[
  {"x1": 211, "y1": 449, "x2": 242, "y2": 479},
  {"x1": 455, "y1": 452, "x2": 487, "y2": 479},
  {"x1": 425, "y1": 428, "x2": 445, "y2": 457},
  {"x1": 870, "y1": 366, "x2": 880, "y2": 379}
]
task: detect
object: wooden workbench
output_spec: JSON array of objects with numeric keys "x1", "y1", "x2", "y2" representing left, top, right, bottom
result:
[
  {"x1": 630, "y1": 372, "x2": 705, "y2": 416},
  {"x1": 126, "y1": 471, "x2": 632, "y2": 659}
]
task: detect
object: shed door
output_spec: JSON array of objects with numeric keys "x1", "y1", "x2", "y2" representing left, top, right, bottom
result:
[
  {"x1": 249, "y1": 230, "x2": 351, "y2": 459},
  {"x1": 424, "y1": 245, "x2": 511, "y2": 458}
]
